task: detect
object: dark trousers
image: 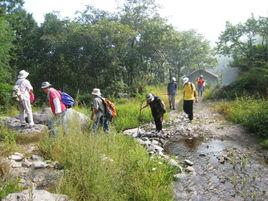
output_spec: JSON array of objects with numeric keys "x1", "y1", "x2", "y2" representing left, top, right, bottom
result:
[
  {"x1": 153, "y1": 116, "x2": 163, "y2": 131},
  {"x1": 183, "y1": 100, "x2": 194, "y2": 120}
]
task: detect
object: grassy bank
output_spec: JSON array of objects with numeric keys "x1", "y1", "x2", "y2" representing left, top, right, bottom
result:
[
  {"x1": 39, "y1": 130, "x2": 176, "y2": 201},
  {"x1": 215, "y1": 97, "x2": 268, "y2": 148}
]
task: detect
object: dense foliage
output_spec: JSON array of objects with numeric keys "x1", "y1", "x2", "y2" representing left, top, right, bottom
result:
[
  {"x1": 216, "y1": 15, "x2": 268, "y2": 98},
  {"x1": 0, "y1": 0, "x2": 214, "y2": 109}
]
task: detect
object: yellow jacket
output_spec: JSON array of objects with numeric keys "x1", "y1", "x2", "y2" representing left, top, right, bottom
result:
[{"x1": 183, "y1": 82, "x2": 197, "y2": 100}]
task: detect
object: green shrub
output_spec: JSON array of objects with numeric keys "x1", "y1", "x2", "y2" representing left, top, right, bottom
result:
[
  {"x1": 211, "y1": 67, "x2": 268, "y2": 100},
  {"x1": 0, "y1": 125, "x2": 18, "y2": 156},
  {"x1": 39, "y1": 132, "x2": 176, "y2": 201},
  {"x1": 0, "y1": 179, "x2": 22, "y2": 199},
  {"x1": 0, "y1": 83, "x2": 13, "y2": 112},
  {"x1": 216, "y1": 98, "x2": 268, "y2": 138}
]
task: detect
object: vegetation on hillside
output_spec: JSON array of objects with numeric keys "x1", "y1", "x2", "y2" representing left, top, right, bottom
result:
[
  {"x1": 0, "y1": 0, "x2": 214, "y2": 111},
  {"x1": 210, "y1": 15, "x2": 268, "y2": 145}
]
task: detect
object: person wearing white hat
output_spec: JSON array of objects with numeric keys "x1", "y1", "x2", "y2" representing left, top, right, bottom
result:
[
  {"x1": 182, "y1": 77, "x2": 197, "y2": 122},
  {"x1": 41, "y1": 81, "x2": 66, "y2": 136},
  {"x1": 91, "y1": 88, "x2": 109, "y2": 133},
  {"x1": 141, "y1": 93, "x2": 166, "y2": 133},
  {"x1": 167, "y1": 77, "x2": 178, "y2": 110},
  {"x1": 15, "y1": 70, "x2": 35, "y2": 127}
]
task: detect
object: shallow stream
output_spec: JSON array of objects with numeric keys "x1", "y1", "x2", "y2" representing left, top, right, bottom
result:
[{"x1": 166, "y1": 138, "x2": 268, "y2": 201}]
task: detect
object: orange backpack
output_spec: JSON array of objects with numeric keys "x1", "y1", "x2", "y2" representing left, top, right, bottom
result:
[{"x1": 102, "y1": 98, "x2": 117, "y2": 120}]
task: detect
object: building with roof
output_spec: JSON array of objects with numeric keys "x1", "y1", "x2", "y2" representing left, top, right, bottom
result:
[{"x1": 187, "y1": 69, "x2": 219, "y2": 86}]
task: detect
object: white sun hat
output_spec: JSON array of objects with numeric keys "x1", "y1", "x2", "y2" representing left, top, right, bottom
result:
[
  {"x1": 92, "y1": 88, "x2": 101, "y2": 96},
  {"x1": 146, "y1": 93, "x2": 154, "y2": 102},
  {"x1": 41, "y1": 81, "x2": 52, "y2": 89},
  {"x1": 172, "y1": 77, "x2": 176, "y2": 82},
  {"x1": 17, "y1": 70, "x2": 29, "y2": 79},
  {"x1": 183, "y1": 77, "x2": 189, "y2": 84}
]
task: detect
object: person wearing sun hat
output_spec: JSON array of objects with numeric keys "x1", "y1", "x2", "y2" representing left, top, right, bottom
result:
[
  {"x1": 15, "y1": 70, "x2": 35, "y2": 127},
  {"x1": 182, "y1": 77, "x2": 198, "y2": 122},
  {"x1": 141, "y1": 93, "x2": 166, "y2": 133},
  {"x1": 41, "y1": 81, "x2": 66, "y2": 136},
  {"x1": 91, "y1": 88, "x2": 109, "y2": 133}
]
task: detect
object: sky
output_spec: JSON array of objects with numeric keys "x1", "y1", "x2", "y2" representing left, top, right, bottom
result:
[{"x1": 23, "y1": 0, "x2": 268, "y2": 45}]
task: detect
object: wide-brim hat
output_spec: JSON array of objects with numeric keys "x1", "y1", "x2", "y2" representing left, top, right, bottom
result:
[
  {"x1": 41, "y1": 81, "x2": 52, "y2": 89},
  {"x1": 92, "y1": 88, "x2": 101, "y2": 96},
  {"x1": 183, "y1": 77, "x2": 189, "y2": 84},
  {"x1": 146, "y1": 93, "x2": 154, "y2": 102},
  {"x1": 172, "y1": 77, "x2": 176, "y2": 82},
  {"x1": 18, "y1": 70, "x2": 29, "y2": 79}
]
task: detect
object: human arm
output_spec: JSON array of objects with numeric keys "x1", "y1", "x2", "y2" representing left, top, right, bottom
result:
[{"x1": 140, "y1": 103, "x2": 149, "y2": 111}]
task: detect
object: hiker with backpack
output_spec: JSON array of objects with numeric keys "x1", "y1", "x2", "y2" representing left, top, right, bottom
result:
[
  {"x1": 13, "y1": 70, "x2": 35, "y2": 128},
  {"x1": 182, "y1": 77, "x2": 198, "y2": 122},
  {"x1": 167, "y1": 77, "x2": 178, "y2": 110},
  {"x1": 91, "y1": 88, "x2": 110, "y2": 133},
  {"x1": 141, "y1": 93, "x2": 166, "y2": 133},
  {"x1": 41, "y1": 81, "x2": 67, "y2": 136},
  {"x1": 197, "y1": 75, "x2": 206, "y2": 97}
]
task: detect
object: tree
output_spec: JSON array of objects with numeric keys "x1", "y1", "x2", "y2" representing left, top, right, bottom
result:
[{"x1": 217, "y1": 15, "x2": 268, "y2": 69}]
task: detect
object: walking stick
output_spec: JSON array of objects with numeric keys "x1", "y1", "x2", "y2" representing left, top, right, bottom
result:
[{"x1": 137, "y1": 101, "x2": 144, "y2": 136}]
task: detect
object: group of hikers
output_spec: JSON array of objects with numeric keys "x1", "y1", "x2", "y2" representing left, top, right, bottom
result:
[{"x1": 13, "y1": 69, "x2": 206, "y2": 135}]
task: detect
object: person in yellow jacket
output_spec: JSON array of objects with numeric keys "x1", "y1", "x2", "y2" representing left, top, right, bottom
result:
[{"x1": 182, "y1": 77, "x2": 198, "y2": 122}]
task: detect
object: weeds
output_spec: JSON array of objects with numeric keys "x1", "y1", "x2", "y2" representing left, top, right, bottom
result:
[
  {"x1": 215, "y1": 97, "x2": 268, "y2": 145},
  {"x1": 39, "y1": 130, "x2": 175, "y2": 201}
]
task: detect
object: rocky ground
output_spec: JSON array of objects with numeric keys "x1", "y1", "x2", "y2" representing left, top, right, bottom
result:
[
  {"x1": 124, "y1": 100, "x2": 268, "y2": 201},
  {"x1": 0, "y1": 108, "x2": 89, "y2": 201},
  {"x1": 1, "y1": 102, "x2": 268, "y2": 200}
]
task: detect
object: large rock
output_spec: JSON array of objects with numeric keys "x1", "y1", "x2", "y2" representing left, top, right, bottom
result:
[
  {"x1": 1, "y1": 107, "x2": 89, "y2": 134},
  {"x1": 2, "y1": 117, "x2": 47, "y2": 134},
  {"x1": 3, "y1": 189, "x2": 70, "y2": 201}
]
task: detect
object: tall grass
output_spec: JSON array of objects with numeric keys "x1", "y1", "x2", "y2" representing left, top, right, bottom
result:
[
  {"x1": 39, "y1": 130, "x2": 176, "y2": 201},
  {"x1": 216, "y1": 97, "x2": 268, "y2": 139}
]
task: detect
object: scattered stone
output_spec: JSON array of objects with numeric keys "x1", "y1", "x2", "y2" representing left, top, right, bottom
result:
[
  {"x1": 31, "y1": 161, "x2": 48, "y2": 169},
  {"x1": 10, "y1": 160, "x2": 22, "y2": 168},
  {"x1": 9, "y1": 153, "x2": 24, "y2": 162},
  {"x1": 199, "y1": 153, "x2": 206, "y2": 157},
  {"x1": 2, "y1": 189, "x2": 70, "y2": 201},
  {"x1": 184, "y1": 159, "x2": 194, "y2": 166},
  {"x1": 31, "y1": 154, "x2": 44, "y2": 161},
  {"x1": 185, "y1": 166, "x2": 195, "y2": 173}
]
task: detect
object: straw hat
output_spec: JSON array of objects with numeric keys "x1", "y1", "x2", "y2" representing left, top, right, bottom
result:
[
  {"x1": 92, "y1": 88, "x2": 101, "y2": 96},
  {"x1": 17, "y1": 70, "x2": 29, "y2": 79}
]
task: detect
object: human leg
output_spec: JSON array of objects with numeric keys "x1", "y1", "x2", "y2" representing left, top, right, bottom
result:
[
  {"x1": 154, "y1": 116, "x2": 162, "y2": 131},
  {"x1": 24, "y1": 98, "x2": 34, "y2": 126},
  {"x1": 103, "y1": 116, "x2": 110, "y2": 133},
  {"x1": 184, "y1": 100, "x2": 193, "y2": 121},
  {"x1": 92, "y1": 116, "x2": 101, "y2": 133},
  {"x1": 18, "y1": 101, "x2": 26, "y2": 126},
  {"x1": 168, "y1": 95, "x2": 172, "y2": 109},
  {"x1": 171, "y1": 95, "x2": 176, "y2": 109}
]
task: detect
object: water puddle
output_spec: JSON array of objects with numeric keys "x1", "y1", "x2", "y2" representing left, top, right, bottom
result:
[{"x1": 166, "y1": 139, "x2": 268, "y2": 200}]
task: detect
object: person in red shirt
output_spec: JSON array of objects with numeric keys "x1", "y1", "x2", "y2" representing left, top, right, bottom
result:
[
  {"x1": 197, "y1": 75, "x2": 206, "y2": 97},
  {"x1": 41, "y1": 81, "x2": 66, "y2": 136}
]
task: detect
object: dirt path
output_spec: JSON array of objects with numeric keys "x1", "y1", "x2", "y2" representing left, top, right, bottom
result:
[{"x1": 165, "y1": 99, "x2": 268, "y2": 201}]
